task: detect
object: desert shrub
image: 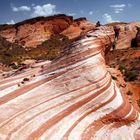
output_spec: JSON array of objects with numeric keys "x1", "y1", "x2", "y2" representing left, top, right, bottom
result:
[
  {"x1": 28, "y1": 34, "x2": 71, "y2": 60},
  {"x1": 119, "y1": 65, "x2": 126, "y2": 72},
  {"x1": 23, "y1": 78, "x2": 29, "y2": 81},
  {"x1": 126, "y1": 90, "x2": 133, "y2": 96},
  {"x1": 131, "y1": 38, "x2": 138, "y2": 48},
  {"x1": 124, "y1": 70, "x2": 138, "y2": 81},
  {"x1": 0, "y1": 34, "x2": 71, "y2": 66},
  {"x1": 0, "y1": 36, "x2": 27, "y2": 65},
  {"x1": 10, "y1": 63, "x2": 19, "y2": 69},
  {"x1": 41, "y1": 65, "x2": 44, "y2": 68},
  {"x1": 118, "y1": 63, "x2": 138, "y2": 82},
  {"x1": 21, "y1": 81, "x2": 24, "y2": 84}
]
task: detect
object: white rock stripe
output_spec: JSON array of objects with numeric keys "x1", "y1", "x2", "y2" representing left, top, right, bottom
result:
[{"x1": 0, "y1": 26, "x2": 139, "y2": 140}]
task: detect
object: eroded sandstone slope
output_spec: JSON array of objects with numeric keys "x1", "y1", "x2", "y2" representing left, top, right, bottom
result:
[{"x1": 0, "y1": 26, "x2": 140, "y2": 140}]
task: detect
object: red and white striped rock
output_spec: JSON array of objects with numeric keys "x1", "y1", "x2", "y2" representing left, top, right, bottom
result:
[
  {"x1": 0, "y1": 26, "x2": 139, "y2": 140},
  {"x1": 115, "y1": 22, "x2": 140, "y2": 49}
]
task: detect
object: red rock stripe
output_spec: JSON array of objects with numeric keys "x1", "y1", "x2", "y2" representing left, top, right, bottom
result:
[
  {"x1": 62, "y1": 85, "x2": 117, "y2": 140},
  {"x1": 0, "y1": 72, "x2": 109, "y2": 129},
  {"x1": 81, "y1": 91, "x2": 137, "y2": 139},
  {"x1": 0, "y1": 71, "x2": 67, "y2": 106},
  {"x1": 43, "y1": 47, "x2": 102, "y2": 73},
  {"x1": 5, "y1": 77, "x2": 110, "y2": 139},
  {"x1": 0, "y1": 69, "x2": 37, "y2": 85},
  {"x1": 81, "y1": 106, "x2": 127, "y2": 139},
  {"x1": 107, "y1": 111, "x2": 138, "y2": 130},
  {"x1": 0, "y1": 83, "x2": 17, "y2": 90},
  {"x1": 26, "y1": 78, "x2": 112, "y2": 140}
]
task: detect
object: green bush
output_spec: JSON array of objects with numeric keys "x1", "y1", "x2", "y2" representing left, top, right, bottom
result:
[
  {"x1": 126, "y1": 90, "x2": 133, "y2": 96},
  {"x1": 0, "y1": 34, "x2": 71, "y2": 66},
  {"x1": 124, "y1": 71, "x2": 138, "y2": 81},
  {"x1": 118, "y1": 63, "x2": 138, "y2": 82},
  {"x1": 10, "y1": 64, "x2": 19, "y2": 69},
  {"x1": 119, "y1": 65, "x2": 126, "y2": 72},
  {"x1": 0, "y1": 36, "x2": 27, "y2": 65},
  {"x1": 28, "y1": 34, "x2": 71, "y2": 60},
  {"x1": 23, "y1": 78, "x2": 29, "y2": 81}
]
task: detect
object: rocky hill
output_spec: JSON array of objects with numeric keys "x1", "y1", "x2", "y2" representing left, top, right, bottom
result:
[
  {"x1": 0, "y1": 15, "x2": 140, "y2": 140},
  {"x1": 0, "y1": 14, "x2": 95, "y2": 48},
  {"x1": 0, "y1": 25, "x2": 140, "y2": 140}
]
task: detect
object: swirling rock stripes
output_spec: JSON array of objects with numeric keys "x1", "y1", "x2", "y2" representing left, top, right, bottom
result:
[{"x1": 0, "y1": 26, "x2": 139, "y2": 140}]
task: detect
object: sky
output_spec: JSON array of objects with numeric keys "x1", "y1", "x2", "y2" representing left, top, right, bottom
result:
[{"x1": 0, "y1": 0, "x2": 140, "y2": 24}]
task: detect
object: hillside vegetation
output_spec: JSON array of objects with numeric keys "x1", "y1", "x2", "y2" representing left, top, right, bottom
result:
[
  {"x1": 0, "y1": 34, "x2": 71, "y2": 66},
  {"x1": 0, "y1": 36, "x2": 27, "y2": 65},
  {"x1": 27, "y1": 34, "x2": 71, "y2": 60}
]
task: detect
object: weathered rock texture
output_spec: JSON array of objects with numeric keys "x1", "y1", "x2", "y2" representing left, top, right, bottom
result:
[
  {"x1": 0, "y1": 26, "x2": 140, "y2": 140},
  {"x1": 61, "y1": 18, "x2": 96, "y2": 39},
  {"x1": 113, "y1": 22, "x2": 140, "y2": 49},
  {"x1": 0, "y1": 15, "x2": 95, "y2": 48}
]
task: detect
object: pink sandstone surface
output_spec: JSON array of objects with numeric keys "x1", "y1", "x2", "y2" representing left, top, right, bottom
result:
[{"x1": 0, "y1": 26, "x2": 140, "y2": 140}]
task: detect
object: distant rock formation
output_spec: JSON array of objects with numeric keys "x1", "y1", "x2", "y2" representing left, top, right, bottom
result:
[
  {"x1": 0, "y1": 26, "x2": 139, "y2": 140},
  {"x1": 111, "y1": 22, "x2": 140, "y2": 49},
  {"x1": 0, "y1": 15, "x2": 95, "y2": 48}
]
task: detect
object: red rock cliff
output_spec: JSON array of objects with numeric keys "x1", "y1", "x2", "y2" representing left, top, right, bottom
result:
[{"x1": 0, "y1": 15, "x2": 95, "y2": 48}]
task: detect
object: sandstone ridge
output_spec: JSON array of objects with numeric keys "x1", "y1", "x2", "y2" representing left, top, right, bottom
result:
[{"x1": 0, "y1": 26, "x2": 140, "y2": 140}]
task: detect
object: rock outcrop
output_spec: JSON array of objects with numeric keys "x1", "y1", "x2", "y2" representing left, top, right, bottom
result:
[
  {"x1": 0, "y1": 15, "x2": 95, "y2": 48},
  {"x1": 0, "y1": 15, "x2": 73, "y2": 47},
  {"x1": 0, "y1": 26, "x2": 139, "y2": 140},
  {"x1": 1, "y1": 17, "x2": 140, "y2": 50},
  {"x1": 112, "y1": 22, "x2": 140, "y2": 49},
  {"x1": 62, "y1": 18, "x2": 96, "y2": 39}
]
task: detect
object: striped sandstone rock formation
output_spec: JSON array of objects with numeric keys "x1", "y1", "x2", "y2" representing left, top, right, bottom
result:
[
  {"x1": 115, "y1": 22, "x2": 140, "y2": 49},
  {"x1": 0, "y1": 26, "x2": 140, "y2": 140}
]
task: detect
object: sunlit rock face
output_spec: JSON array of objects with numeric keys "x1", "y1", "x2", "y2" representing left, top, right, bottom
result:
[
  {"x1": 115, "y1": 22, "x2": 140, "y2": 49},
  {"x1": 0, "y1": 26, "x2": 140, "y2": 140},
  {"x1": 0, "y1": 15, "x2": 95, "y2": 48},
  {"x1": 0, "y1": 15, "x2": 73, "y2": 48},
  {"x1": 61, "y1": 18, "x2": 96, "y2": 39}
]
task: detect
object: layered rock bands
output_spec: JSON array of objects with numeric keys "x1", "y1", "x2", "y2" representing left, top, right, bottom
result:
[{"x1": 0, "y1": 26, "x2": 140, "y2": 140}]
